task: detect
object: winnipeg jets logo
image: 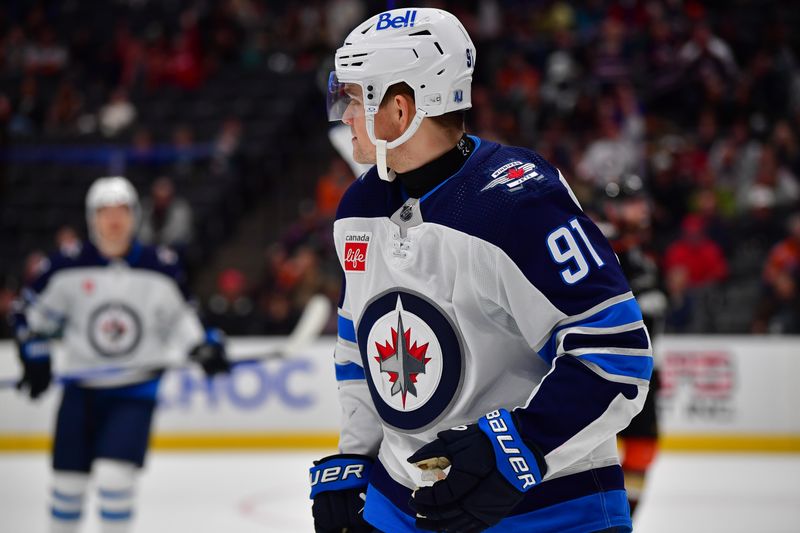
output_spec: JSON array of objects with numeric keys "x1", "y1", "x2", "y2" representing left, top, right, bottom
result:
[
  {"x1": 481, "y1": 161, "x2": 543, "y2": 192},
  {"x1": 374, "y1": 303, "x2": 431, "y2": 407},
  {"x1": 88, "y1": 302, "x2": 142, "y2": 358}
]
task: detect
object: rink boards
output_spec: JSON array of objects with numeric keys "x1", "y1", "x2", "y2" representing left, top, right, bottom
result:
[{"x1": 0, "y1": 336, "x2": 798, "y2": 452}]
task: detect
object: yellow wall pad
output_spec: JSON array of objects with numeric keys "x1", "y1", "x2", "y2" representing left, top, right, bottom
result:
[
  {"x1": 0, "y1": 432, "x2": 339, "y2": 452},
  {"x1": 2, "y1": 433, "x2": 799, "y2": 453},
  {"x1": 660, "y1": 434, "x2": 800, "y2": 453}
]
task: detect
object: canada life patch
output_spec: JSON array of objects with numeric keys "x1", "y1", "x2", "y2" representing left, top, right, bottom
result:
[{"x1": 343, "y1": 231, "x2": 371, "y2": 272}]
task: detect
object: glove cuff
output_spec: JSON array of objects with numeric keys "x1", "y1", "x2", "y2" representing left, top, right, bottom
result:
[
  {"x1": 309, "y1": 454, "x2": 373, "y2": 499},
  {"x1": 21, "y1": 338, "x2": 51, "y2": 361},
  {"x1": 477, "y1": 408, "x2": 543, "y2": 493}
]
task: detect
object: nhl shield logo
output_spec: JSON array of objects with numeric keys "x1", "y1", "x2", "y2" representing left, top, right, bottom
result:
[{"x1": 357, "y1": 289, "x2": 464, "y2": 431}]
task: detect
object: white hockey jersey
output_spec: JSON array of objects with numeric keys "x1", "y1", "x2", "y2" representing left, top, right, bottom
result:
[
  {"x1": 20, "y1": 241, "x2": 204, "y2": 387},
  {"x1": 332, "y1": 136, "x2": 652, "y2": 532}
]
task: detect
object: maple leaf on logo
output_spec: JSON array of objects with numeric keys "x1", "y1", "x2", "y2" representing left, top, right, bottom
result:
[{"x1": 508, "y1": 167, "x2": 525, "y2": 179}]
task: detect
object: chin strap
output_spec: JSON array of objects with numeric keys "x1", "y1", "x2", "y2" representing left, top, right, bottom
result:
[{"x1": 367, "y1": 109, "x2": 428, "y2": 182}]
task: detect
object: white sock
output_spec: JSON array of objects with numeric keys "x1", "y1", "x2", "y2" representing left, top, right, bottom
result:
[
  {"x1": 50, "y1": 470, "x2": 89, "y2": 533},
  {"x1": 94, "y1": 459, "x2": 138, "y2": 533}
]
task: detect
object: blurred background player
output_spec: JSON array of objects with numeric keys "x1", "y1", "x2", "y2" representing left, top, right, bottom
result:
[
  {"x1": 310, "y1": 8, "x2": 651, "y2": 532},
  {"x1": 592, "y1": 176, "x2": 666, "y2": 516},
  {"x1": 10, "y1": 176, "x2": 229, "y2": 533}
]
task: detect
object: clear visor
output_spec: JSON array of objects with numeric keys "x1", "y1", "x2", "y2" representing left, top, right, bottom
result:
[{"x1": 326, "y1": 72, "x2": 365, "y2": 122}]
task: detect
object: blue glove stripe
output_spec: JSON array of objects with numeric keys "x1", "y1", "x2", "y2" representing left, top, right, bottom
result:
[
  {"x1": 478, "y1": 409, "x2": 543, "y2": 493},
  {"x1": 205, "y1": 328, "x2": 225, "y2": 346},
  {"x1": 22, "y1": 340, "x2": 51, "y2": 361},
  {"x1": 309, "y1": 458, "x2": 372, "y2": 499}
]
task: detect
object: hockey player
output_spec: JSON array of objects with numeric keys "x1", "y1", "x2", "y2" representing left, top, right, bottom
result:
[
  {"x1": 309, "y1": 8, "x2": 652, "y2": 533},
  {"x1": 598, "y1": 179, "x2": 666, "y2": 516},
  {"x1": 12, "y1": 176, "x2": 229, "y2": 533}
]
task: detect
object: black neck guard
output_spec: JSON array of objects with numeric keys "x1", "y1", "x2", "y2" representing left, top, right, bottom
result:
[{"x1": 396, "y1": 134, "x2": 474, "y2": 199}]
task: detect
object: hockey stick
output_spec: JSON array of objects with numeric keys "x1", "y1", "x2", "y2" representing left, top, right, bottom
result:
[
  {"x1": 226, "y1": 293, "x2": 333, "y2": 363},
  {"x1": 0, "y1": 294, "x2": 332, "y2": 389}
]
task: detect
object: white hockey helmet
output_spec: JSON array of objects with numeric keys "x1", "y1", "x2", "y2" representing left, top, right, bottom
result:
[
  {"x1": 85, "y1": 176, "x2": 140, "y2": 242},
  {"x1": 328, "y1": 8, "x2": 476, "y2": 181}
]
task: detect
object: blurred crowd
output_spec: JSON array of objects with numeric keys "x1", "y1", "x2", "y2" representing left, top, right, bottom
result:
[{"x1": 2, "y1": 0, "x2": 800, "y2": 335}]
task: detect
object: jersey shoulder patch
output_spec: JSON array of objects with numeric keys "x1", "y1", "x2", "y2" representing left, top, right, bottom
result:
[
  {"x1": 474, "y1": 145, "x2": 562, "y2": 198},
  {"x1": 30, "y1": 242, "x2": 96, "y2": 293}
]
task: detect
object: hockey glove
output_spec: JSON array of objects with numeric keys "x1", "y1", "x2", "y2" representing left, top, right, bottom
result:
[
  {"x1": 407, "y1": 409, "x2": 546, "y2": 532},
  {"x1": 309, "y1": 454, "x2": 373, "y2": 533},
  {"x1": 16, "y1": 337, "x2": 52, "y2": 399},
  {"x1": 189, "y1": 328, "x2": 230, "y2": 376}
]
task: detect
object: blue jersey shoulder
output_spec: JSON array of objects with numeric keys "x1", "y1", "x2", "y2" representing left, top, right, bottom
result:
[
  {"x1": 29, "y1": 241, "x2": 191, "y2": 300},
  {"x1": 424, "y1": 141, "x2": 631, "y2": 316},
  {"x1": 131, "y1": 244, "x2": 192, "y2": 300},
  {"x1": 29, "y1": 241, "x2": 103, "y2": 293}
]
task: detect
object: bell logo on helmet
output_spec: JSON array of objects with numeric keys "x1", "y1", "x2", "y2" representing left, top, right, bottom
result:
[{"x1": 376, "y1": 10, "x2": 417, "y2": 30}]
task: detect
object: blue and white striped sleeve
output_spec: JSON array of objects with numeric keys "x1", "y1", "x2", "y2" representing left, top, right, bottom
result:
[
  {"x1": 493, "y1": 179, "x2": 652, "y2": 478},
  {"x1": 334, "y1": 277, "x2": 383, "y2": 456}
]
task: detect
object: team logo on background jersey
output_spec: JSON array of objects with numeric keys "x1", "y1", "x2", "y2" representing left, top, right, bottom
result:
[
  {"x1": 344, "y1": 231, "x2": 371, "y2": 272},
  {"x1": 481, "y1": 161, "x2": 543, "y2": 192},
  {"x1": 357, "y1": 289, "x2": 463, "y2": 431},
  {"x1": 88, "y1": 302, "x2": 142, "y2": 358}
]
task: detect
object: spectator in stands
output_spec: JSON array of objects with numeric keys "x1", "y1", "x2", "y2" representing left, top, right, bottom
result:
[
  {"x1": 664, "y1": 214, "x2": 729, "y2": 288},
  {"x1": 23, "y1": 26, "x2": 68, "y2": 76},
  {"x1": 171, "y1": 125, "x2": 200, "y2": 177},
  {"x1": 206, "y1": 268, "x2": 258, "y2": 335},
  {"x1": 772, "y1": 120, "x2": 800, "y2": 177},
  {"x1": 22, "y1": 250, "x2": 46, "y2": 286},
  {"x1": 168, "y1": 10, "x2": 205, "y2": 90},
  {"x1": 708, "y1": 119, "x2": 762, "y2": 198},
  {"x1": 46, "y1": 80, "x2": 84, "y2": 134},
  {"x1": 99, "y1": 87, "x2": 137, "y2": 138},
  {"x1": 1, "y1": 26, "x2": 28, "y2": 74},
  {"x1": 10, "y1": 75, "x2": 44, "y2": 135},
  {"x1": 753, "y1": 213, "x2": 800, "y2": 333},
  {"x1": 678, "y1": 19, "x2": 739, "y2": 115},
  {"x1": 591, "y1": 15, "x2": 633, "y2": 85},
  {"x1": 211, "y1": 117, "x2": 243, "y2": 175},
  {"x1": 138, "y1": 177, "x2": 194, "y2": 248},
  {"x1": 54, "y1": 225, "x2": 81, "y2": 257},
  {"x1": 129, "y1": 127, "x2": 158, "y2": 168},
  {"x1": 577, "y1": 86, "x2": 644, "y2": 187},
  {"x1": 258, "y1": 291, "x2": 297, "y2": 335},
  {"x1": 736, "y1": 145, "x2": 800, "y2": 212}
]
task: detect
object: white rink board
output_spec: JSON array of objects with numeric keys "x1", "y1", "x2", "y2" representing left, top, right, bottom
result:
[
  {"x1": 1, "y1": 336, "x2": 799, "y2": 441},
  {"x1": 655, "y1": 335, "x2": 800, "y2": 436},
  {"x1": 0, "y1": 337, "x2": 342, "y2": 436}
]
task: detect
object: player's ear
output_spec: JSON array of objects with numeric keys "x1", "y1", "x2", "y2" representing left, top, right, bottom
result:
[{"x1": 394, "y1": 94, "x2": 416, "y2": 133}]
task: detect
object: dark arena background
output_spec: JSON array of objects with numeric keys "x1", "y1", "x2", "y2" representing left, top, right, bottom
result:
[{"x1": 1, "y1": 1, "x2": 799, "y2": 532}]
